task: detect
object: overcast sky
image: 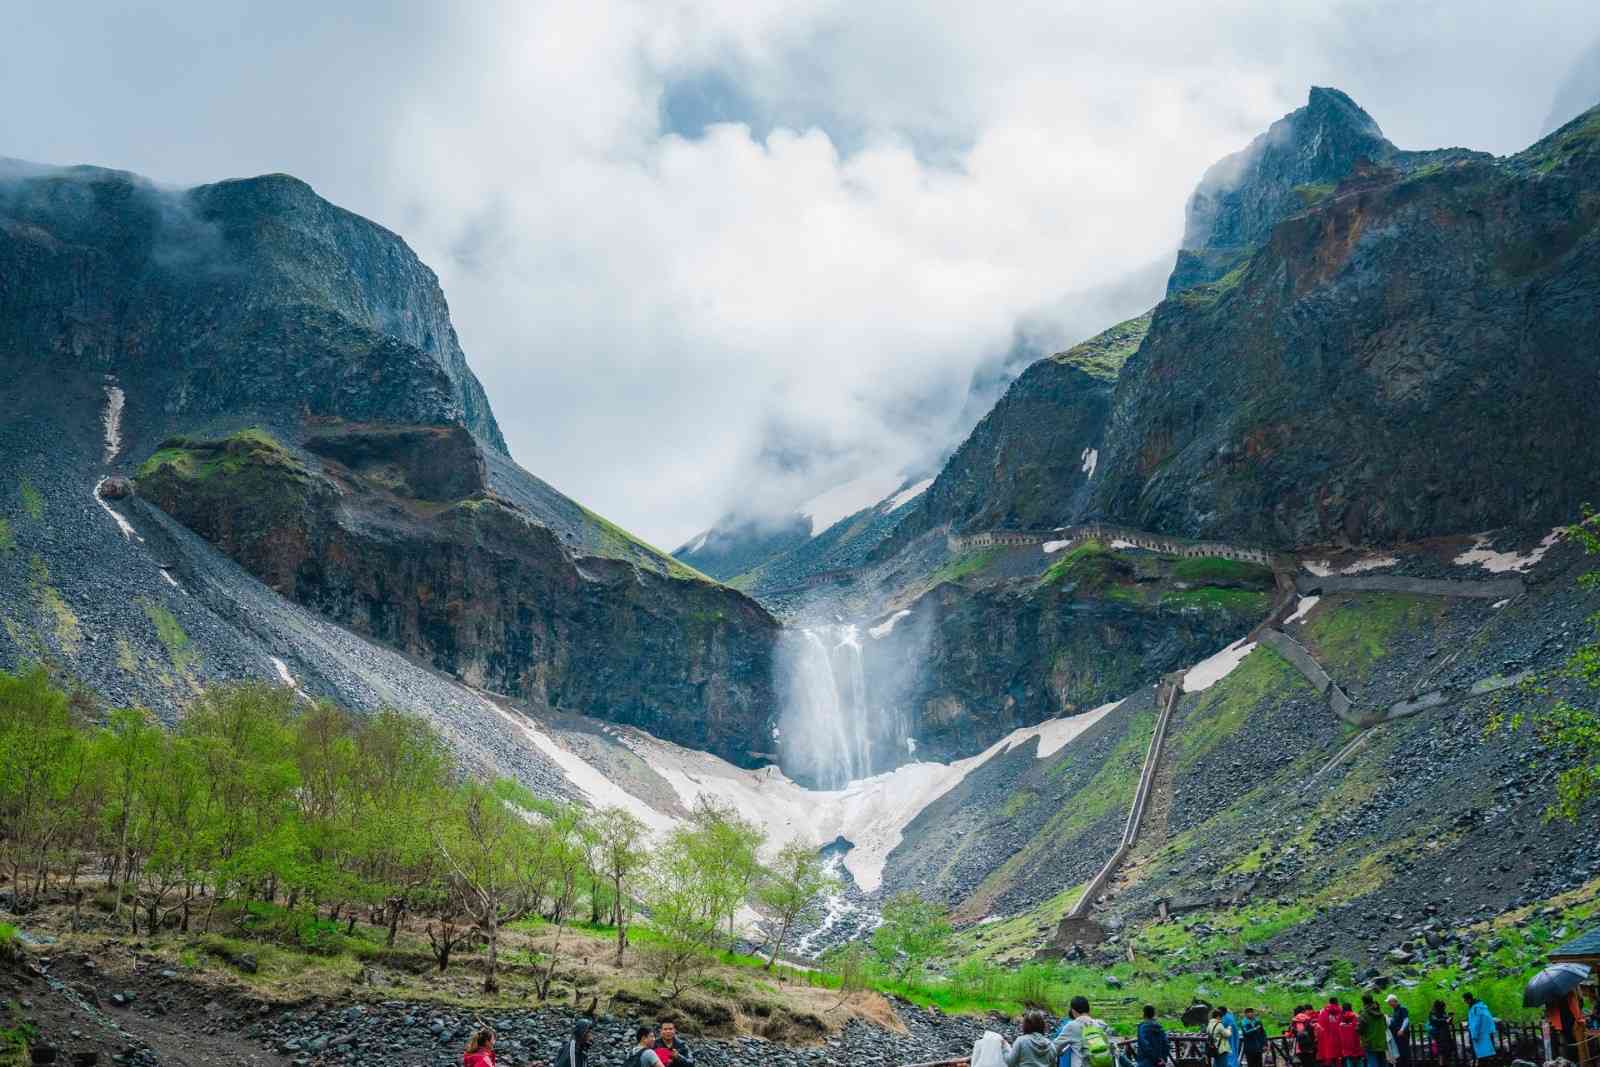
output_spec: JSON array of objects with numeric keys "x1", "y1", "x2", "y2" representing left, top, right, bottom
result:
[{"x1": 6, "y1": 1, "x2": 1599, "y2": 547}]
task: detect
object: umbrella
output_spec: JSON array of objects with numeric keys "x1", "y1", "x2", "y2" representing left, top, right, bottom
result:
[{"x1": 1523, "y1": 962, "x2": 1591, "y2": 1007}]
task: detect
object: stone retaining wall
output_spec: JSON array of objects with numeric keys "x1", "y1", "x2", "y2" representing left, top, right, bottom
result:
[
  {"x1": 948, "y1": 523, "x2": 1280, "y2": 567},
  {"x1": 1294, "y1": 573, "x2": 1524, "y2": 599}
]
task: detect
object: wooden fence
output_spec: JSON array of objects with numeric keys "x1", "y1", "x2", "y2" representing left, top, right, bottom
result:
[{"x1": 902, "y1": 1021, "x2": 1555, "y2": 1067}]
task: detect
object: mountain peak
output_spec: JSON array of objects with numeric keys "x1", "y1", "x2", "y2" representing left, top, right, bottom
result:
[{"x1": 1168, "y1": 87, "x2": 1395, "y2": 293}]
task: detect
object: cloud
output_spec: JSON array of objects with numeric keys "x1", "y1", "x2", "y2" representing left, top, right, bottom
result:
[{"x1": 5, "y1": 0, "x2": 1598, "y2": 546}]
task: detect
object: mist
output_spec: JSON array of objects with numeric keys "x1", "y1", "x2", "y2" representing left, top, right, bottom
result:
[{"x1": 4, "y1": 1, "x2": 1598, "y2": 546}]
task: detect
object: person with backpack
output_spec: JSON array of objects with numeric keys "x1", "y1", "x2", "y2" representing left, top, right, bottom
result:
[
  {"x1": 1239, "y1": 1007, "x2": 1267, "y2": 1067},
  {"x1": 1054, "y1": 996, "x2": 1113, "y2": 1067},
  {"x1": 1008, "y1": 1011, "x2": 1075, "y2": 1067},
  {"x1": 627, "y1": 1025, "x2": 663, "y2": 1067},
  {"x1": 1359, "y1": 994, "x2": 1390, "y2": 1067},
  {"x1": 1291, "y1": 1005, "x2": 1321, "y2": 1067},
  {"x1": 1464, "y1": 994, "x2": 1496, "y2": 1063},
  {"x1": 552, "y1": 1019, "x2": 593, "y2": 1067},
  {"x1": 1340, "y1": 1002, "x2": 1362, "y2": 1067},
  {"x1": 654, "y1": 1022, "x2": 694, "y2": 1067},
  {"x1": 1136, "y1": 1005, "x2": 1171, "y2": 1067},
  {"x1": 1208, "y1": 1009, "x2": 1233, "y2": 1067}
]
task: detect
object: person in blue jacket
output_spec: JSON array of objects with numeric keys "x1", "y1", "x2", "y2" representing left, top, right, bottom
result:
[
  {"x1": 1463, "y1": 994, "x2": 1496, "y2": 1061},
  {"x1": 1220, "y1": 1007, "x2": 1240, "y2": 1067}
]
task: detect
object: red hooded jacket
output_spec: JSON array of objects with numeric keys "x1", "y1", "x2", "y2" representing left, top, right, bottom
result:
[
  {"x1": 1339, "y1": 1010, "x2": 1362, "y2": 1059},
  {"x1": 1316, "y1": 1004, "x2": 1343, "y2": 1064},
  {"x1": 464, "y1": 1049, "x2": 495, "y2": 1067}
]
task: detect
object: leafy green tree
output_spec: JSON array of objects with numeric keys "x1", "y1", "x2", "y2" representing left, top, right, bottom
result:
[
  {"x1": 757, "y1": 841, "x2": 837, "y2": 970},
  {"x1": 684, "y1": 796, "x2": 764, "y2": 939},
  {"x1": 434, "y1": 778, "x2": 542, "y2": 993},
  {"x1": 640, "y1": 825, "x2": 726, "y2": 997},
  {"x1": 94, "y1": 707, "x2": 163, "y2": 927},
  {"x1": 0, "y1": 666, "x2": 92, "y2": 907},
  {"x1": 871, "y1": 891, "x2": 952, "y2": 982},
  {"x1": 593, "y1": 806, "x2": 648, "y2": 963}
]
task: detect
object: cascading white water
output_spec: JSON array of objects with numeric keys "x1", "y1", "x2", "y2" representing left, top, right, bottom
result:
[{"x1": 780, "y1": 623, "x2": 908, "y2": 789}]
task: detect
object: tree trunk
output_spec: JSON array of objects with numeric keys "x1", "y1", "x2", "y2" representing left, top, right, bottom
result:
[
  {"x1": 386, "y1": 897, "x2": 405, "y2": 948},
  {"x1": 483, "y1": 909, "x2": 500, "y2": 994},
  {"x1": 765, "y1": 916, "x2": 792, "y2": 971}
]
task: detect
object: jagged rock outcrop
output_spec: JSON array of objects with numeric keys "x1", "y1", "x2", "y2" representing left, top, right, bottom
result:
[
  {"x1": 0, "y1": 159, "x2": 781, "y2": 761},
  {"x1": 1092, "y1": 103, "x2": 1600, "y2": 547}
]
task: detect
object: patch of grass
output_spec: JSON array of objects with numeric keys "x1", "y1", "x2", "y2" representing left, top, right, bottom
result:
[
  {"x1": 1040, "y1": 540, "x2": 1107, "y2": 586},
  {"x1": 1519, "y1": 107, "x2": 1600, "y2": 175},
  {"x1": 1050, "y1": 311, "x2": 1154, "y2": 381},
  {"x1": 1160, "y1": 586, "x2": 1270, "y2": 613},
  {"x1": 0, "y1": 517, "x2": 13, "y2": 554},
  {"x1": 930, "y1": 547, "x2": 1001, "y2": 587},
  {"x1": 28, "y1": 555, "x2": 82, "y2": 655},
  {"x1": 1177, "y1": 261, "x2": 1250, "y2": 309},
  {"x1": 1302, "y1": 593, "x2": 1439, "y2": 677},
  {"x1": 1171, "y1": 647, "x2": 1309, "y2": 772},
  {"x1": 117, "y1": 638, "x2": 139, "y2": 674},
  {"x1": 143, "y1": 600, "x2": 198, "y2": 673},
  {"x1": 18, "y1": 479, "x2": 43, "y2": 521},
  {"x1": 136, "y1": 427, "x2": 296, "y2": 481},
  {"x1": 1293, "y1": 182, "x2": 1337, "y2": 207},
  {"x1": 1000, "y1": 790, "x2": 1035, "y2": 818},
  {"x1": 577, "y1": 505, "x2": 715, "y2": 583},
  {"x1": 1170, "y1": 557, "x2": 1272, "y2": 584}
]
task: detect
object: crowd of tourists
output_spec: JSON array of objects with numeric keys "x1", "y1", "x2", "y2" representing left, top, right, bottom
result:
[
  {"x1": 460, "y1": 1018, "x2": 695, "y2": 1067},
  {"x1": 968, "y1": 991, "x2": 1526, "y2": 1067}
]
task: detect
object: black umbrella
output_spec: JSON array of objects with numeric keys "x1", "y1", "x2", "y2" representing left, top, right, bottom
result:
[{"x1": 1523, "y1": 962, "x2": 1591, "y2": 1007}]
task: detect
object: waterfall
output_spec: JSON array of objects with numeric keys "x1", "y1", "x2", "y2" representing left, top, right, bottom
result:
[{"x1": 779, "y1": 623, "x2": 906, "y2": 789}]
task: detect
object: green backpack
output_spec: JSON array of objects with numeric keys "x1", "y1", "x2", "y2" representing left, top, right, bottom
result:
[{"x1": 1083, "y1": 1022, "x2": 1114, "y2": 1067}]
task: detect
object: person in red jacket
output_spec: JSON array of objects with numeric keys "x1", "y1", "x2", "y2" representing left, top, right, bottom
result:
[
  {"x1": 1339, "y1": 1002, "x2": 1362, "y2": 1067},
  {"x1": 1290, "y1": 1006, "x2": 1321, "y2": 1067},
  {"x1": 1316, "y1": 999, "x2": 1343, "y2": 1067},
  {"x1": 464, "y1": 1030, "x2": 497, "y2": 1067}
]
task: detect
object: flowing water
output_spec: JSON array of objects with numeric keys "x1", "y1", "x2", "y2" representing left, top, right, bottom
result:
[{"x1": 779, "y1": 623, "x2": 909, "y2": 789}]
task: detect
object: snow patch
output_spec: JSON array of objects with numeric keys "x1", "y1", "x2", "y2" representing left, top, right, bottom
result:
[
  {"x1": 884, "y1": 478, "x2": 935, "y2": 512},
  {"x1": 1036, "y1": 699, "x2": 1122, "y2": 757},
  {"x1": 102, "y1": 380, "x2": 125, "y2": 464},
  {"x1": 93, "y1": 478, "x2": 141, "y2": 541},
  {"x1": 1341, "y1": 556, "x2": 1397, "y2": 574},
  {"x1": 158, "y1": 569, "x2": 182, "y2": 592},
  {"x1": 1453, "y1": 528, "x2": 1563, "y2": 573},
  {"x1": 1109, "y1": 539, "x2": 1138, "y2": 550},
  {"x1": 270, "y1": 656, "x2": 298, "y2": 689},
  {"x1": 1043, "y1": 539, "x2": 1073, "y2": 554},
  {"x1": 684, "y1": 531, "x2": 709, "y2": 554},
  {"x1": 801, "y1": 473, "x2": 906, "y2": 536},
  {"x1": 1080, "y1": 448, "x2": 1098, "y2": 478},
  {"x1": 1301, "y1": 560, "x2": 1334, "y2": 577},
  {"x1": 868, "y1": 610, "x2": 911, "y2": 638},
  {"x1": 1182, "y1": 638, "x2": 1256, "y2": 693},
  {"x1": 1492, "y1": 598, "x2": 1509, "y2": 609},
  {"x1": 1283, "y1": 595, "x2": 1320, "y2": 626}
]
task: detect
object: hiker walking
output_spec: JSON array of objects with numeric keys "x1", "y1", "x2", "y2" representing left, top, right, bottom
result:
[
  {"x1": 1054, "y1": 995, "x2": 1113, "y2": 1067},
  {"x1": 1464, "y1": 994, "x2": 1497, "y2": 1064},
  {"x1": 1240, "y1": 1007, "x2": 1267, "y2": 1067},
  {"x1": 1136, "y1": 1005, "x2": 1172, "y2": 1067},
  {"x1": 552, "y1": 1019, "x2": 593, "y2": 1067},
  {"x1": 654, "y1": 1022, "x2": 694, "y2": 1067},
  {"x1": 1359, "y1": 994, "x2": 1390, "y2": 1067},
  {"x1": 1007, "y1": 1010, "x2": 1075, "y2": 1067},
  {"x1": 1386, "y1": 995, "x2": 1411, "y2": 1067},
  {"x1": 1207, "y1": 1009, "x2": 1234, "y2": 1067}
]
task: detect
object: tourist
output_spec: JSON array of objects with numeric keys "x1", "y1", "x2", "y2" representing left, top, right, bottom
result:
[
  {"x1": 552, "y1": 1018, "x2": 593, "y2": 1067},
  {"x1": 1426, "y1": 1001, "x2": 1456, "y2": 1065},
  {"x1": 1341, "y1": 1001, "x2": 1362, "y2": 1067},
  {"x1": 1220, "y1": 1006, "x2": 1240, "y2": 1067},
  {"x1": 1240, "y1": 1007, "x2": 1267, "y2": 1067},
  {"x1": 1207, "y1": 1009, "x2": 1233, "y2": 1067},
  {"x1": 1359, "y1": 994, "x2": 1390, "y2": 1067},
  {"x1": 1317, "y1": 1000, "x2": 1342, "y2": 1067},
  {"x1": 1387, "y1": 995, "x2": 1411, "y2": 1067},
  {"x1": 1136, "y1": 1005, "x2": 1171, "y2": 1067},
  {"x1": 627, "y1": 1025, "x2": 663, "y2": 1067},
  {"x1": 1290, "y1": 1005, "x2": 1320, "y2": 1067},
  {"x1": 464, "y1": 1030, "x2": 498, "y2": 1067},
  {"x1": 1464, "y1": 994, "x2": 1497, "y2": 1064},
  {"x1": 972, "y1": 1031, "x2": 1009, "y2": 1067},
  {"x1": 1007, "y1": 1010, "x2": 1073, "y2": 1067},
  {"x1": 1054, "y1": 995, "x2": 1111, "y2": 1067},
  {"x1": 654, "y1": 1022, "x2": 694, "y2": 1066}
]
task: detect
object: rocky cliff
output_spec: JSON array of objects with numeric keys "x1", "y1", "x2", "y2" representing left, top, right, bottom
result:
[
  {"x1": 0, "y1": 159, "x2": 780, "y2": 762},
  {"x1": 1092, "y1": 102, "x2": 1600, "y2": 547}
]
